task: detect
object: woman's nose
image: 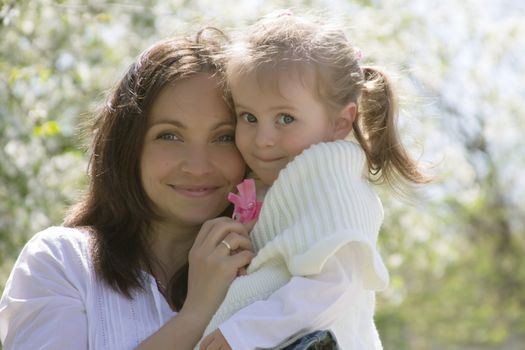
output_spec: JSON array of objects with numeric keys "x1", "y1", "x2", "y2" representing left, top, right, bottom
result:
[{"x1": 181, "y1": 146, "x2": 213, "y2": 176}]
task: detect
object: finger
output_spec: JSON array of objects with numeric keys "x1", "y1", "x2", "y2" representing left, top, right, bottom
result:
[
  {"x1": 210, "y1": 331, "x2": 229, "y2": 350},
  {"x1": 199, "y1": 334, "x2": 213, "y2": 350},
  {"x1": 202, "y1": 335, "x2": 220, "y2": 350},
  {"x1": 193, "y1": 217, "x2": 224, "y2": 247},
  {"x1": 243, "y1": 219, "x2": 257, "y2": 233},
  {"x1": 237, "y1": 266, "x2": 247, "y2": 276},
  {"x1": 204, "y1": 219, "x2": 249, "y2": 249},
  {"x1": 228, "y1": 250, "x2": 255, "y2": 270},
  {"x1": 221, "y1": 232, "x2": 253, "y2": 253},
  {"x1": 218, "y1": 239, "x2": 233, "y2": 255}
]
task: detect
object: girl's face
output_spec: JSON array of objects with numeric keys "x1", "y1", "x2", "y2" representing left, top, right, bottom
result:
[
  {"x1": 233, "y1": 68, "x2": 340, "y2": 186},
  {"x1": 141, "y1": 73, "x2": 245, "y2": 226}
]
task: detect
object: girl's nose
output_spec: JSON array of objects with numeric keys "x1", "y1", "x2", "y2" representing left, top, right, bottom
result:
[{"x1": 254, "y1": 124, "x2": 276, "y2": 148}]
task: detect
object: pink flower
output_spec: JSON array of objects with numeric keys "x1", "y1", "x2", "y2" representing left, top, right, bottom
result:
[{"x1": 228, "y1": 179, "x2": 262, "y2": 224}]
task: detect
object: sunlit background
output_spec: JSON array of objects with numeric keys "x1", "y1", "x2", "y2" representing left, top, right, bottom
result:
[{"x1": 1, "y1": 0, "x2": 524, "y2": 349}]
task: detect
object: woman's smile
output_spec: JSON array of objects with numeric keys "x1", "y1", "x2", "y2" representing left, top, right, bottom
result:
[
  {"x1": 141, "y1": 73, "x2": 245, "y2": 225},
  {"x1": 169, "y1": 184, "x2": 221, "y2": 198}
]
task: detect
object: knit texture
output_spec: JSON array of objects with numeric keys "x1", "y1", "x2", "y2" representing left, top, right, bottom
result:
[{"x1": 200, "y1": 141, "x2": 389, "y2": 347}]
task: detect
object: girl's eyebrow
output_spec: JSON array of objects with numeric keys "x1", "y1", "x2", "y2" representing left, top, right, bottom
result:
[
  {"x1": 233, "y1": 103, "x2": 251, "y2": 111},
  {"x1": 235, "y1": 103, "x2": 297, "y2": 112},
  {"x1": 268, "y1": 105, "x2": 297, "y2": 112}
]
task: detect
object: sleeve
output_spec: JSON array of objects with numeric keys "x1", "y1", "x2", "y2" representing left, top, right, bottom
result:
[
  {"x1": 0, "y1": 230, "x2": 89, "y2": 349},
  {"x1": 249, "y1": 226, "x2": 389, "y2": 292},
  {"x1": 248, "y1": 141, "x2": 389, "y2": 292},
  {"x1": 218, "y1": 244, "x2": 364, "y2": 350}
]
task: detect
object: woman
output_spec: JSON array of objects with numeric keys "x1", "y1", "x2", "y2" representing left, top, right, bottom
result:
[{"x1": 0, "y1": 30, "x2": 253, "y2": 350}]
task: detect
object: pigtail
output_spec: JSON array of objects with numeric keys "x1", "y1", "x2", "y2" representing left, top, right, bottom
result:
[
  {"x1": 355, "y1": 66, "x2": 429, "y2": 191},
  {"x1": 226, "y1": 12, "x2": 430, "y2": 194}
]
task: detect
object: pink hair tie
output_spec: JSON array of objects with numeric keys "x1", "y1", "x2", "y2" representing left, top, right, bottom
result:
[
  {"x1": 278, "y1": 9, "x2": 293, "y2": 17},
  {"x1": 354, "y1": 47, "x2": 364, "y2": 61}
]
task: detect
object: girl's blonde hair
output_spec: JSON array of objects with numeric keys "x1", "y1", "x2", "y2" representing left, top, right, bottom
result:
[{"x1": 226, "y1": 11, "x2": 429, "y2": 191}]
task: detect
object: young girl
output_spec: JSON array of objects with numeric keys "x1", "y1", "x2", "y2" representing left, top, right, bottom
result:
[{"x1": 199, "y1": 11, "x2": 429, "y2": 350}]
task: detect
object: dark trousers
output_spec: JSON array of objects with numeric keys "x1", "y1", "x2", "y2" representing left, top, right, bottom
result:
[{"x1": 280, "y1": 330, "x2": 339, "y2": 350}]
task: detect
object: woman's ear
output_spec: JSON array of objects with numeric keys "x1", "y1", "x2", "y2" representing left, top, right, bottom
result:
[{"x1": 332, "y1": 102, "x2": 356, "y2": 140}]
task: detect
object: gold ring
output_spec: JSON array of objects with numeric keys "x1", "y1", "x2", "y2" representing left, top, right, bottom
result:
[{"x1": 220, "y1": 240, "x2": 232, "y2": 251}]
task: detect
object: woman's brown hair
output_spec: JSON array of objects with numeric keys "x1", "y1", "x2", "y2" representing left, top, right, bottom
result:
[{"x1": 64, "y1": 29, "x2": 229, "y2": 310}]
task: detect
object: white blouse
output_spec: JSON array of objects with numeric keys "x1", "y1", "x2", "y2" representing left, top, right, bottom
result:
[
  {"x1": 0, "y1": 226, "x2": 378, "y2": 350},
  {"x1": 0, "y1": 226, "x2": 176, "y2": 350}
]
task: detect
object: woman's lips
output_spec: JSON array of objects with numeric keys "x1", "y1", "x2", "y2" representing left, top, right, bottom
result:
[{"x1": 169, "y1": 185, "x2": 220, "y2": 198}]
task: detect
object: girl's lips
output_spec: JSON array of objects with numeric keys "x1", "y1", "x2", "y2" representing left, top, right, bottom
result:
[
  {"x1": 254, "y1": 155, "x2": 285, "y2": 163},
  {"x1": 169, "y1": 185, "x2": 220, "y2": 198}
]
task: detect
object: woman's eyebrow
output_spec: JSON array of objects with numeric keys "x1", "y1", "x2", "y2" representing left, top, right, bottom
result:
[
  {"x1": 148, "y1": 119, "x2": 234, "y2": 130},
  {"x1": 148, "y1": 119, "x2": 186, "y2": 129},
  {"x1": 211, "y1": 121, "x2": 235, "y2": 130}
]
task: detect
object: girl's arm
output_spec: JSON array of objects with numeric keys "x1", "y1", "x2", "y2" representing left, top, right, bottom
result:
[{"x1": 200, "y1": 244, "x2": 364, "y2": 350}]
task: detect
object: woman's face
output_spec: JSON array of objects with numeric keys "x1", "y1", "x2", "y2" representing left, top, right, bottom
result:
[{"x1": 141, "y1": 73, "x2": 245, "y2": 227}]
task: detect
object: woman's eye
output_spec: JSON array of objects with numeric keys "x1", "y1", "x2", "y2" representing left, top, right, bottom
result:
[
  {"x1": 277, "y1": 114, "x2": 295, "y2": 125},
  {"x1": 157, "y1": 133, "x2": 179, "y2": 141},
  {"x1": 216, "y1": 134, "x2": 235, "y2": 143},
  {"x1": 240, "y1": 112, "x2": 258, "y2": 123}
]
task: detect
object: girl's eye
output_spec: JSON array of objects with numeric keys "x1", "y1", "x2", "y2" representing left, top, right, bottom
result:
[
  {"x1": 216, "y1": 134, "x2": 235, "y2": 143},
  {"x1": 240, "y1": 112, "x2": 258, "y2": 123},
  {"x1": 277, "y1": 114, "x2": 295, "y2": 125},
  {"x1": 157, "y1": 133, "x2": 179, "y2": 141}
]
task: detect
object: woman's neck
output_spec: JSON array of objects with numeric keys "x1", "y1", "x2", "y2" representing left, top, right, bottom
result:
[{"x1": 148, "y1": 221, "x2": 199, "y2": 284}]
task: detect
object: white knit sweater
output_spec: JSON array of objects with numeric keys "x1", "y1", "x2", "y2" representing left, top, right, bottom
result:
[{"x1": 201, "y1": 140, "x2": 389, "y2": 348}]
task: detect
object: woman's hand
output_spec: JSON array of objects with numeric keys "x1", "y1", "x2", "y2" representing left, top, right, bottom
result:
[
  {"x1": 181, "y1": 217, "x2": 255, "y2": 323},
  {"x1": 136, "y1": 218, "x2": 253, "y2": 350},
  {"x1": 137, "y1": 218, "x2": 257, "y2": 349},
  {"x1": 236, "y1": 219, "x2": 257, "y2": 276},
  {"x1": 199, "y1": 329, "x2": 232, "y2": 350}
]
